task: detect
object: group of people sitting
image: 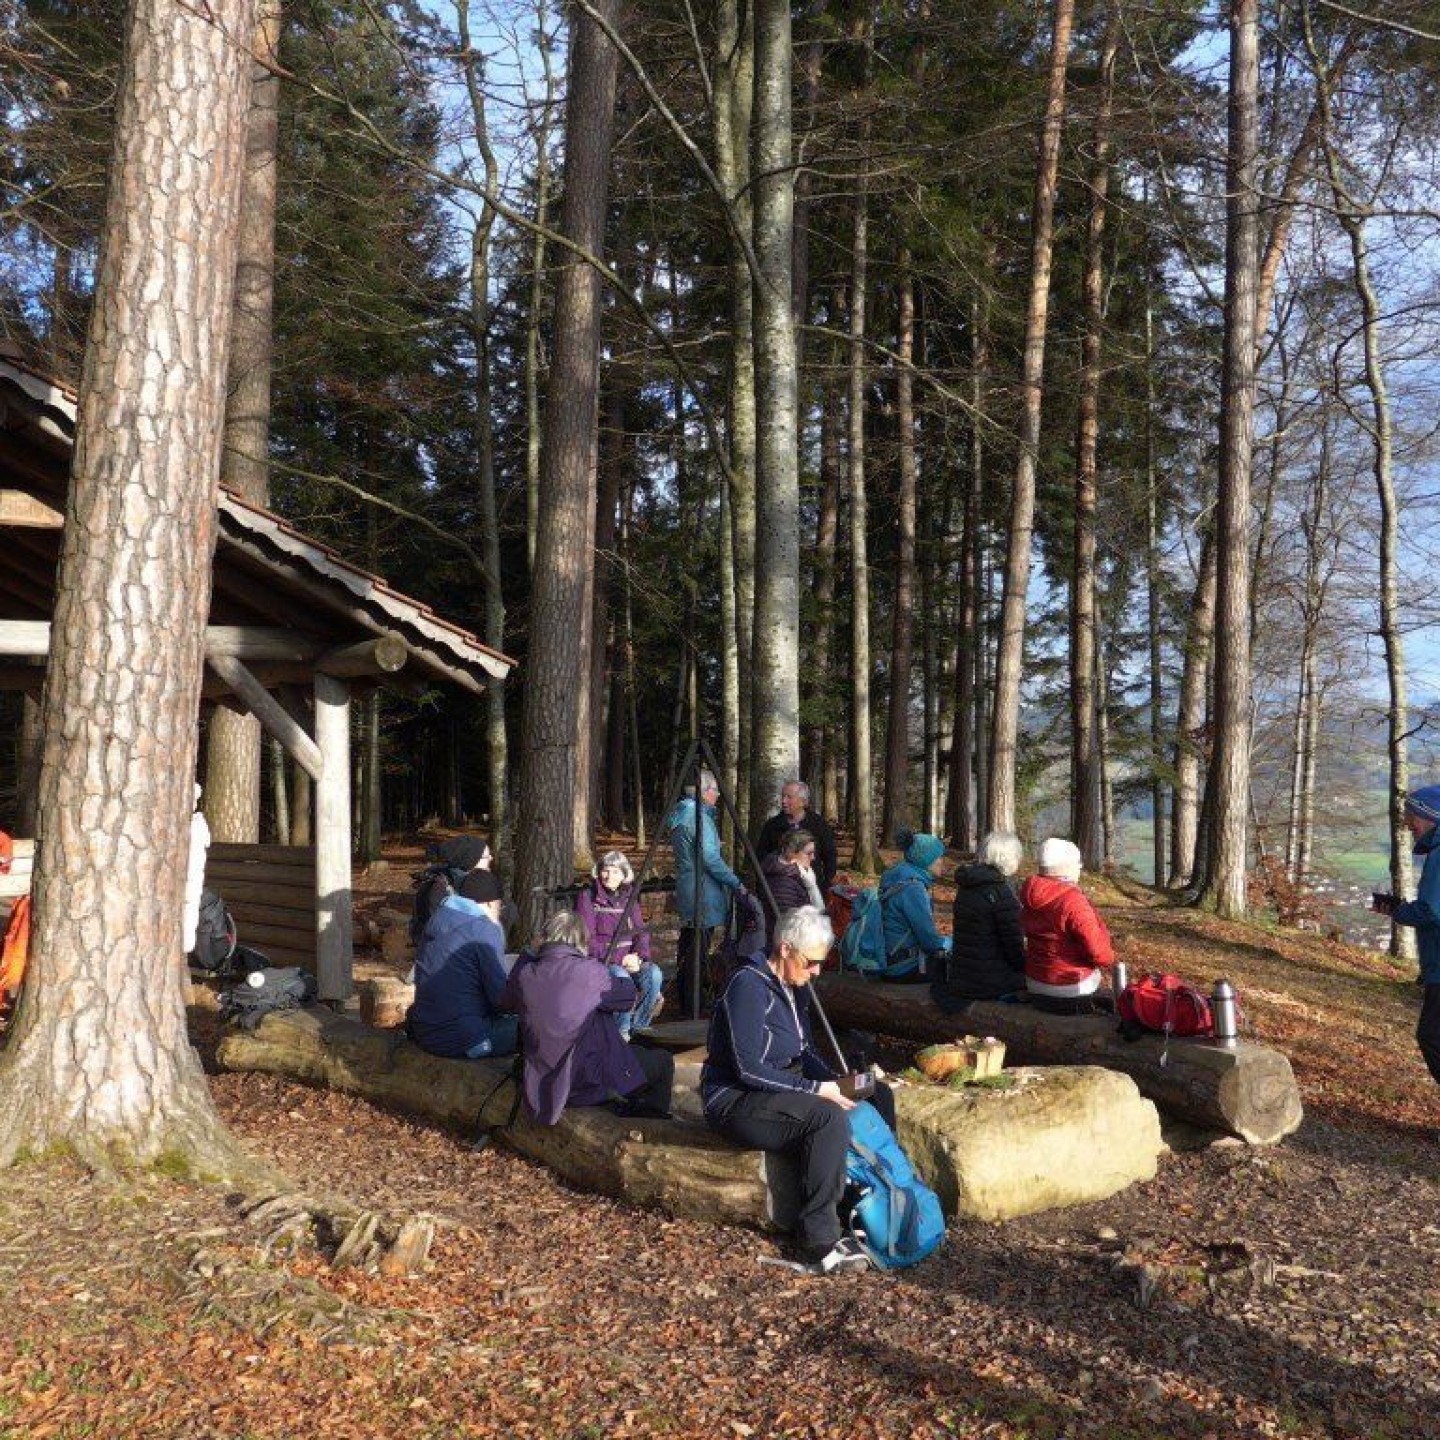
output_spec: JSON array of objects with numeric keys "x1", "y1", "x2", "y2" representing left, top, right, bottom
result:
[{"x1": 401, "y1": 779, "x2": 1116, "y2": 1276}]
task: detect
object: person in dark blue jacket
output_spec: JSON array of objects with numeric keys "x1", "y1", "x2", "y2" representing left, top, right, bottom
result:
[
  {"x1": 406, "y1": 869, "x2": 517, "y2": 1060},
  {"x1": 703, "y1": 906, "x2": 894, "y2": 1273},
  {"x1": 1375, "y1": 785, "x2": 1440, "y2": 1088}
]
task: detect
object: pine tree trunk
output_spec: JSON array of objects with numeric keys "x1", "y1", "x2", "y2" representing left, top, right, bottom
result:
[
  {"x1": 810, "y1": 340, "x2": 843, "y2": 823},
  {"x1": 525, "y1": 5, "x2": 557, "y2": 576},
  {"x1": 459, "y1": 0, "x2": 512, "y2": 858},
  {"x1": 881, "y1": 251, "x2": 919, "y2": 840},
  {"x1": 715, "y1": 0, "x2": 755, "y2": 829},
  {"x1": 1069, "y1": 1, "x2": 1117, "y2": 869},
  {"x1": 270, "y1": 736, "x2": 290, "y2": 845},
  {"x1": 1199, "y1": 0, "x2": 1260, "y2": 919},
  {"x1": 514, "y1": 0, "x2": 620, "y2": 936},
  {"x1": 589, "y1": 383, "x2": 624, "y2": 833},
  {"x1": 986, "y1": 0, "x2": 1073, "y2": 833},
  {"x1": 359, "y1": 693, "x2": 382, "y2": 864},
  {"x1": 0, "y1": 0, "x2": 257, "y2": 1173},
  {"x1": 1144, "y1": 277, "x2": 1167, "y2": 887},
  {"x1": 204, "y1": 0, "x2": 281, "y2": 846},
  {"x1": 846, "y1": 158, "x2": 878, "y2": 874},
  {"x1": 748, "y1": 0, "x2": 801, "y2": 829}
]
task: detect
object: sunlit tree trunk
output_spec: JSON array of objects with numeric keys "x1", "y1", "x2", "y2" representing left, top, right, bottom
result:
[
  {"x1": 514, "y1": 0, "x2": 620, "y2": 935},
  {"x1": 0, "y1": 0, "x2": 257, "y2": 1172},
  {"x1": 987, "y1": 0, "x2": 1073, "y2": 833},
  {"x1": 748, "y1": 0, "x2": 801, "y2": 828},
  {"x1": 1069, "y1": 0, "x2": 1117, "y2": 869},
  {"x1": 205, "y1": 0, "x2": 281, "y2": 845},
  {"x1": 1198, "y1": 0, "x2": 1260, "y2": 919},
  {"x1": 811, "y1": 322, "x2": 844, "y2": 823},
  {"x1": 525, "y1": 0, "x2": 557, "y2": 575}
]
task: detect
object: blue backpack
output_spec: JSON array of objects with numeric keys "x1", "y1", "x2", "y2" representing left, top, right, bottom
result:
[
  {"x1": 844, "y1": 1100, "x2": 946, "y2": 1269},
  {"x1": 838, "y1": 879, "x2": 923, "y2": 978}
]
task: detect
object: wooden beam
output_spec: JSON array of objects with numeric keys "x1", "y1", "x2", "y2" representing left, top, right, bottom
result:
[
  {"x1": 205, "y1": 653, "x2": 324, "y2": 780},
  {"x1": 314, "y1": 671, "x2": 353, "y2": 1002},
  {"x1": 0, "y1": 490, "x2": 63, "y2": 527},
  {"x1": 0, "y1": 620, "x2": 330, "y2": 662},
  {"x1": 316, "y1": 631, "x2": 407, "y2": 679}
]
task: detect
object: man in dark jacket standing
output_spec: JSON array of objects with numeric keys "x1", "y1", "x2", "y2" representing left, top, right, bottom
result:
[{"x1": 756, "y1": 780, "x2": 838, "y2": 896}]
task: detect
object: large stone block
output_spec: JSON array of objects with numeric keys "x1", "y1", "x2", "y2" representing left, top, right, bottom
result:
[{"x1": 894, "y1": 1066, "x2": 1162, "y2": 1221}]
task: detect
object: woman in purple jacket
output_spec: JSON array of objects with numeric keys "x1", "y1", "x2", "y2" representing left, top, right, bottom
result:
[
  {"x1": 574, "y1": 850, "x2": 663, "y2": 1038},
  {"x1": 502, "y1": 911, "x2": 673, "y2": 1125}
]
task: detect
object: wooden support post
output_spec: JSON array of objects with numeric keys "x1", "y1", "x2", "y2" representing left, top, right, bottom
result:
[
  {"x1": 205, "y1": 653, "x2": 324, "y2": 780},
  {"x1": 314, "y1": 671, "x2": 353, "y2": 1001}
]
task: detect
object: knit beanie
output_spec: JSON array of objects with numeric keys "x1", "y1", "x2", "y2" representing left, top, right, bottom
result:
[
  {"x1": 1038, "y1": 837, "x2": 1083, "y2": 882},
  {"x1": 898, "y1": 828, "x2": 945, "y2": 870},
  {"x1": 458, "y1": 869, "x2": 504, "y2": 904},
  {"x1": 1405, "y1": 786, "x2": 1440, "y2": 826}
]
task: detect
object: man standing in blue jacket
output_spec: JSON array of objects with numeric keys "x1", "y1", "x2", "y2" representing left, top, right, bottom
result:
[
  {"x1": 666, "y1": 770, "x2": 745, "y2": 1014},
  {"x1": 1375, "y1": 785, "x2": 1440, "y2": 1089}
]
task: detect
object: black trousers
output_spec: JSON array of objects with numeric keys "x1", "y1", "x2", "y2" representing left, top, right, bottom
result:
[
  {"x1": 615, "y1": 1043, "x2": 675, "y2": 1117},
  {"x1": 675, "y1": 925, "x2": 717, "y2": 1016},
  {"x1": 1417, "y1": 983, "x2": 1440, "y2": 1087},
  {"x1": 708, "y1": 1080, "x2": 896, "y2": 1258}
]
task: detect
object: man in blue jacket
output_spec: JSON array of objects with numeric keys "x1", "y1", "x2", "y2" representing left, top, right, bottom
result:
[
  {"x1": 1377, "y1": 786, "x2": 1440, "y2": 1090},
  {"x1": 666, "y1": 770, "x2": 745, "y2": 1014},
  {"x1": 407, "y1": 869, "x2": 517, "y2": 1059}
]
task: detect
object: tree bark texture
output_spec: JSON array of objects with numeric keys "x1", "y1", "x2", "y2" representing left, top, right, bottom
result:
[
  {"x1": 811, "y1": 336, "x2": 843, "y2": 824},
  {"x1": 846, "y1": 162, "x2": 878, "y2": 873},
  {"x1": 881, "y1": 251, "x2": 919, "y2": 841},
  {"x1": 986, "y1": 0, "x2": 1073, "y2": 834},
  {"x1": 205, "y1": 0, "x2": 281, "y2": 846},
  {"x1": 0, "y1": 0, "x2": 258, "y2": 1172},
  {"x1": 748, "y1": 0, "x2": 801, "y2": 831},
  {"x1": 715, "y1": 0, "x2": 755, "y2": 830},
  {"x1": 812, "y1": 976, "x2": 1302, "y2": 1146},
  {"x1": 1069, "y1": 2, "x2": 1118, "y2": 870},
  {"x1": 1200, "y1": 0, "x2": 1260, "y2": 920},
  {"x1": 1170, "y1": 525, "x2": 1215, "y2": 888},
  {"x1": 513, "y1": 0, "x2": 621, "y2": 936}
]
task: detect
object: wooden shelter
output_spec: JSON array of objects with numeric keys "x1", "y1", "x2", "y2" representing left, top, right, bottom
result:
[{"x1": 0, "y1": 345, "x2": 514, "y2": 1000}]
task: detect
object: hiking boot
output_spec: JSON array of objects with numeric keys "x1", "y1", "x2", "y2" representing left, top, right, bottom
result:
[{"x1": 808, "y1": 1236, "x2": 871, "y2": 1275}]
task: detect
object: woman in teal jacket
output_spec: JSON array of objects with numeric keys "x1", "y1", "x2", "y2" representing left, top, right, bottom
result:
[
  {"x1": 666, "y1": 771, "x2": 744, "y2": 1011},
  {"x1": 1377, "y1": 785, "x2": 1440, "y2": 1088},
  {"x1": 878, "y1": 830, "x2": 951, "y2": 981}
]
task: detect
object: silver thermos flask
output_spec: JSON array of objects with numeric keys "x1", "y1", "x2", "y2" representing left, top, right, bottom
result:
[
  {"x1": 1111, "y1": 960, "x2": 1129, "y2": 1001},
  {"x1": 1212, "y1": 979, "x2": 1238, "y2": 1044}
]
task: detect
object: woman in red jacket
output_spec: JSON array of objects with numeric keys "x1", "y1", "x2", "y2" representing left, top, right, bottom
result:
[{"x1": 1019, "y1": 838, "x2": 1114, "y2": 1014}]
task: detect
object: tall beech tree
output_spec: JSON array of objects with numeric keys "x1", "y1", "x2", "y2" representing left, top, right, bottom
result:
[{"x1": 0, "y1": 0, "x2": 256, "y2": 1171}]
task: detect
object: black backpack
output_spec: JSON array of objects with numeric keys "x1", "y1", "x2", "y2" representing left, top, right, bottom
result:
[
  {"x1": 218, "y1": 966, "x2": 317, "y2": 1029},
  {"x1": 189, "y1": 888, "x2": 237, "y2": 974},
  {"x1": 409, "y1": 864, "x2": 469, "y2": 943}
]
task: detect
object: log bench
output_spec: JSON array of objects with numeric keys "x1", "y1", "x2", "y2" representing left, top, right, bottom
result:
[
  {"x1": 216, "y1": 1007, "x2": 1164, "y2": 1226},
  {"x1": 813, "y1": 973, "x2": 1303, "y2": 1146}
]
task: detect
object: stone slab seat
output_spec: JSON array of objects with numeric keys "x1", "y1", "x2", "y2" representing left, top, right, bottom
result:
[
  {"x1": 812, "y1": 973, "x2": 1303, "y2": 1146},
  {"x1": 216, "y1": 1007, "x2": 1164, "y2": 1227}
]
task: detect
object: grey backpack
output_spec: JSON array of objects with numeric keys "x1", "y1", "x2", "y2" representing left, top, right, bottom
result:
[{"x1": 218, "y1": 966, "x2": 317, "y2": 1030}]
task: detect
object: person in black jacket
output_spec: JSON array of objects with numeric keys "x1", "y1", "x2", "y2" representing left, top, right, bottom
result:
[
  {"x1": 931, "y1": 831, "x2": 1027, "y2": 1014},
  {"x1": 758, "y1": 829, "x2": 825, "y2": 932},
  {"x1": 755, "y1": 780, "x2": 838, "y2": 896}
]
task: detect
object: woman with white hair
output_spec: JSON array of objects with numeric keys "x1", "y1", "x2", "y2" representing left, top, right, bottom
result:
[
  {"x1": 932, "y1": 831, "x2": 1027, "y2": 1013},
  {"x1": 1019, "y1": 838, "x2": 1115, "y2": 1015},
  {"x1": 702, "y1": 906, "x2": 895, "y2": 1275},
  {"x1": 575, "y1": 850, "x2": 663, "y2": 1037}
]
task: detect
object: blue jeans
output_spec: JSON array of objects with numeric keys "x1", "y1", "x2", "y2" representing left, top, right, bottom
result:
[
  {"x1": 609, "y1": 960, "x2": 664, "y2": 1037},
  {"x1": 464, "y1": 1014, "x2": 518, "y2": 1059}
]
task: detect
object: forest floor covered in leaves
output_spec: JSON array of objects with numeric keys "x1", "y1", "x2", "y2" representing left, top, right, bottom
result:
[{"x1": 3, "y1": 852, "x2": 1440, "y2": 1439}]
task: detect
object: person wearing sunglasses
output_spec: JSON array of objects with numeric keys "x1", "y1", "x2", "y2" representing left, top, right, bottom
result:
[{"x1": 702, "y1": 906, "x2": 894, "y2": 1274}]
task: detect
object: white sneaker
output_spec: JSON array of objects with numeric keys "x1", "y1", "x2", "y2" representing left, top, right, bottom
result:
[{"x1": 813, "y1": 1236, "x2": 871, "y2": 1274}]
